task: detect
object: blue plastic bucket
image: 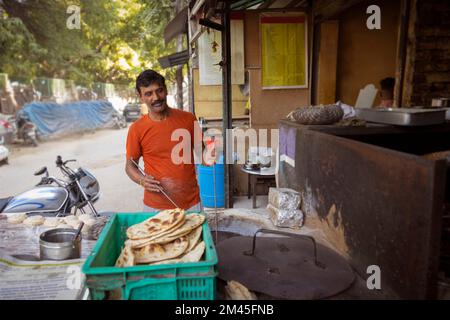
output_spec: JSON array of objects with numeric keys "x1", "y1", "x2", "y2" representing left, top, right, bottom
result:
[{"x1": 197, "y1": 157, "x2": 225, "y2": 208}]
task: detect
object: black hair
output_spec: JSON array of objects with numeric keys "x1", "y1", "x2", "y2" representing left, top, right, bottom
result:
[
  {"x1": 135, "y1": 69, "x2": 166, "y2": 95},
  {"x1": 380, "y1": 77, "x2": 395, "y2": 91}
]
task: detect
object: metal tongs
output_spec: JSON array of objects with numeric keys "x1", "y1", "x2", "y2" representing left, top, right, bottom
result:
[{"x1": 130, "y1": 159, "x2": 181, "y2": 208}]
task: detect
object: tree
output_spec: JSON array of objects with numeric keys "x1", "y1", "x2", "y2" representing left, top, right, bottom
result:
[
  {"x1": 0, "y1": 0, "x2": 178, "y2": 88},
  {"x1": 0, "y1": 10, "x2": 47, "y2": 82}
]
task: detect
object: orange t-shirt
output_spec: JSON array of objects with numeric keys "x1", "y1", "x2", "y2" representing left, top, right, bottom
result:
[{"x1": 126, "y1": 108, "x2": 200, "y2": 210}]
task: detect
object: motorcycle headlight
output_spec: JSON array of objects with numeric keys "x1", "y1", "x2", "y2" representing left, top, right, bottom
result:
[{"x1": 78, "y1": 168, "x2": 99, "y2": 199}]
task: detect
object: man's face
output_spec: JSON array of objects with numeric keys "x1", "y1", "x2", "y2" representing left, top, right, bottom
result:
[{"x1": 138, "y1": 82, "x2": 168, "y2": 114}]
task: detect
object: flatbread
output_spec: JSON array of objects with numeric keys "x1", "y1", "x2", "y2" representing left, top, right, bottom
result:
[
  {"x1": 138, "y1": 224, "x2": 202, "y2": 250},
  {"x1": 150, "y1": 241, "x2": 206, "y2": 266},
  {"x1": 126, "y1": 214, "x2": 204, "y2": 249},
  {"x1": 23, "y1": 215, "x2": 45, "y2": 226},
  {"x1": 185, "y1": 226, "x2": 202, "y2": 252},
  {"x1": 78, "y1": 214, "x2": 96, "y2": 224},
  {"x1": 134, "y1": 236, "x2": 189, "y2": 264},
  {"x1": 126, "y1": 208, "x2": 185, "y2": 240},
  {"x1": 115, "y1": 245, "x2": 135, "y2": 267},
  {"x1": 125, "y1": 223, "x2": 190, "y2": 249},
  {"x1": 62, "y1": 215, "x2": 94, "y2": 231},
  {"x1": 71, "y1": 222, "x2": 83, "y2": 230},
  {"x1": 56, "y1": 223, "x2": 70, "y2": 229},
  {"x1": 157, "y1": 214, "x2": 205, "y2": 240},
  {"x1": 81, "y1": 218, "x2": 96, "y2": 227},
  {"x1": 225, "y1": 280, "x2": 257, "y2": 300},
  {"x1": 7, "y1": 213, "x2": 27, "y2": 224},
  {"x1": 125, "y1": 214, "x2": 187, "y2": 248},
  {"x1": 64, "y1": 215, "x2": 79, "y2": 225},
  {"x1": 43, "y1": 217, "x2": 62, "y2": 227}
]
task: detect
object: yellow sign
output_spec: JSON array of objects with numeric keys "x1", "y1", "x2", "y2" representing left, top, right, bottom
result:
[{"x1": 261, "y1": 14, "x2": 308, "y2": 89}]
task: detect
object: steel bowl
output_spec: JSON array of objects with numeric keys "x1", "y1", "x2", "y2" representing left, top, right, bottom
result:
[
  {"x1": 39, "y1": 228, "x2": 81, "y2": 261},
  {"x1": 244, "y1": 162, "x2": 261, "y2": 171}
]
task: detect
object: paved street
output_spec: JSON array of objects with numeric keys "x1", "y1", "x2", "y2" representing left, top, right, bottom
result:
[{"x1": 0, "y1": 126, "x2": 143, "y2": 213}]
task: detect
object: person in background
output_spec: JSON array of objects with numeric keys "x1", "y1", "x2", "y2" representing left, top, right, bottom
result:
[{"x1": 378, "y1": 77, "x2": 395, "y2": 108}]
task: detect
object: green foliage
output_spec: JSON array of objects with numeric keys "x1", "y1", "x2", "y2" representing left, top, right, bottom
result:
[
  {"x1": 0, "y1": 0, "x2": 182, "y2": 87},
  {"x1": 0, "y1": 13, "x2": 47, "y2": 81}
]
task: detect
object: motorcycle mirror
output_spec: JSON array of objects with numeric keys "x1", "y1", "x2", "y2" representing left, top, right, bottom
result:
[
  {"x1": 56, "y1": 155, "x2": 62, "y2": 166},
  {"x1": 34, "y1": 167, "x2": 47, "y2": 176}
]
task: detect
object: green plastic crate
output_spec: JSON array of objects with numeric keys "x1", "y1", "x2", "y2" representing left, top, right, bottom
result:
[{"x1": 82, "y1": 212, "x2": 218, "y2": 300}]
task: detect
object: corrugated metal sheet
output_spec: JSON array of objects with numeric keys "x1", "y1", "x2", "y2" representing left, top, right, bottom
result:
[{"x1": 158, "y1": 50, "x2": 190, "y2": 69}]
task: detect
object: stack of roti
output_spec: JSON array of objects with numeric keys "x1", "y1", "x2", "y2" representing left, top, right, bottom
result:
[{"x1": 115, "y1": 209, "x2": 207, "y2": 267}]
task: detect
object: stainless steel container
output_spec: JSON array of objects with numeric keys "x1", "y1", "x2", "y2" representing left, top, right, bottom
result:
[
  {"x1": 39, "y1": 228, "x2": 81, "y2": 260},
  {"x1": 355, "y1": 108, "x2": 446, "y2": 126}
]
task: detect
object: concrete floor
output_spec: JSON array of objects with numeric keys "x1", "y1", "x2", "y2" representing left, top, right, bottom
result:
[{"x1": 233, "y1": 195, "x2": 269, "y2": 210}]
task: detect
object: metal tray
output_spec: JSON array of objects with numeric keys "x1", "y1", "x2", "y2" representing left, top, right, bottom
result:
[{"x1": 355, "y1": 108, "x2": 446, "y2": 126}]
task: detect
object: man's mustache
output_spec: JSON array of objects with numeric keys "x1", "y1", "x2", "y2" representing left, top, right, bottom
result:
[{"x1": 151, "y1": 100, "x2": 165, "y2": 107}]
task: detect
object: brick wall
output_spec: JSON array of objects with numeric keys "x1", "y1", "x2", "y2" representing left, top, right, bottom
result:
[{"x1": 403, "y1": 0, "x2": 450, "y2": 107}]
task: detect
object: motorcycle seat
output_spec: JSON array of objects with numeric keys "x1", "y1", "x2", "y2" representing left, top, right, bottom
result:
[{"x1": 0, "y1": 197, "x2": 12, "y2": 212}]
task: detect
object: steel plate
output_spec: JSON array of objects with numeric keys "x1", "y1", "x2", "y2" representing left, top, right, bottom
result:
[
  {"x1": 217, "y1": 234, "x2": 355, "y2": 300},
  {"x1": 355, "y1": 108, "x2": 446, "y2": 126}
]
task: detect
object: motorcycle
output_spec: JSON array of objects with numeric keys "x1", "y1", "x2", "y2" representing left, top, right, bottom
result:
[
  {"x1": 112, "y1": 112, "x2": 127, "y2": 129},
  {"x1": 0, "y1": 155, "x2": 100, "y2": 218},
  {"x1": 16, "y1": 114, "x2": 39, "y2": 147},
  {"x1": 8, "y1": 114, "x2": 39, "y2": 147}
]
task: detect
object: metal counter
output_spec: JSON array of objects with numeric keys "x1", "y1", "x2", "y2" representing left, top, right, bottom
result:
[{"x1": 278, "y1": 120, "x2": 450, "y2": 299}]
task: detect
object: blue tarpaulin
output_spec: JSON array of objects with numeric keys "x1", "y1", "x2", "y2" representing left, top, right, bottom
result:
[{"x1": 19, "y1": 101, "x2": 118, "y2": 137}]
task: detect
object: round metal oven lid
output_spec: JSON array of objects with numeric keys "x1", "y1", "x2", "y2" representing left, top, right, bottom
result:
[{"x1": 217, "y1": 229, "x2": 355, "y2": 300}]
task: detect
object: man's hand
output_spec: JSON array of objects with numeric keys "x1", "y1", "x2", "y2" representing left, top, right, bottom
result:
[
  {"x1": 141, "y1": 175, "x2": 161, "y2": 193},
  {"x1": 125, "y1": 159, "x2": 162, "y2": 192},
  {"x1": 202, "y1": 145, "x2": 216, "y2": 166}
]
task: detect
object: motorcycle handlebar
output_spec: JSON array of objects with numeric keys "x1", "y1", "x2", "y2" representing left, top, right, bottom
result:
[
  {"x1": 55, "y1": 156, "x2": 77, "y2": 177},
  {"x1": 56, "y1": 156, "x2": 76, "y2": 166}
]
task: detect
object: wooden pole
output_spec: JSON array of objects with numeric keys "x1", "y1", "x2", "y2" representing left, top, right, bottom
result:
[
  {"x1": 222, "y1": 1, "x2": 233, "y2": 208},
  {"x1": 394, "y1": 0, "x2": 411, "y2": 108}
]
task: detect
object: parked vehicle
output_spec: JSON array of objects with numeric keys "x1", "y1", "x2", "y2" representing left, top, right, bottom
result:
[
  {"x1": 10, "y1": 113, "x2": 39, "y2": 147},
  {"x1": 0, "y1": 137, "x2": 9, "y2": 164},
  {"x1": 0, "y1": 155, "x2": 100, "y2": 217},
  {"x1": 112, "y1": 111, "x2": 127, "y2": 129},
  {"x1": 123, "y1": 103, "x2": 141, "y2": 122},
  {"x1": 0, "y1": 114, "x2": 14, "y2": 145}
]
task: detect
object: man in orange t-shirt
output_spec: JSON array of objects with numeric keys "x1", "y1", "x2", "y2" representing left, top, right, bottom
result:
[{"x1": 125, "y1": 70, "x2": 201, "y2": 212}]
